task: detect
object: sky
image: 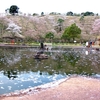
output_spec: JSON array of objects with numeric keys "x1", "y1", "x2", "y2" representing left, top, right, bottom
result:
[{"x1": 0, "y1": 0, "x2": 100, "y2": 15}]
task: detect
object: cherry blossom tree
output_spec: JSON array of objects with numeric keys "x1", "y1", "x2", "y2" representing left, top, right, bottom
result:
[
  {"x1": 91, "y1": 19, "x2": 100, "y2": 45},
  {"x1": 6, "y1": 22, "x2": 22, "y2": 37},
  {"x1": 92, "y1": 19, "x2": 100, "y2": 34},
  {"x1": 0, "y1": 18, "x2": 7, "y2": 37}
]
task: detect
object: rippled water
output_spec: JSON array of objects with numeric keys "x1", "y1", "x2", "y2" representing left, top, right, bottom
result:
[{"x1": 0, "y1": 47, "x2": 100, "y2": 95}]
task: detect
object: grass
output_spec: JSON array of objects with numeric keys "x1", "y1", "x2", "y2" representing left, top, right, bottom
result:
[{"x1": 0, "y1": 42, "x2": 100, "y2": 48}]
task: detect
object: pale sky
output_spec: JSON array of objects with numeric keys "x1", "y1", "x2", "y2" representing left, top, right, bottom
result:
[{"x1": 0, "y1": 0, "x2": 100, "y2": 15}]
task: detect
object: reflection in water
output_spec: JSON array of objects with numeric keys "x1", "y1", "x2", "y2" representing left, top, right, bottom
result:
[
  {"x1": 85, "y1": 50, "x2": 89, "y2": 55},
  {"x1": 63, "y1": 50, "x2": 80, "y2": 67},
  {"x1": 3, "y1": 70, "x2": 18, "y2": 80},
  {"x1": 0, "y1": 48, "x2": 100, "y2": 95}
]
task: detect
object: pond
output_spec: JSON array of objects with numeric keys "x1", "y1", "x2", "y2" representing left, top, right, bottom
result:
[{"x1": 0, "y1": 47, "x2": 100, "y2": 95}]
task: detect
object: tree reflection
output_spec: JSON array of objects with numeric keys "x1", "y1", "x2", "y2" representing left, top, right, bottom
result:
[
  {"x1": 0, "y1": 48, "x2": 100, "y2": 78},
  {"x1": 0, "y1": 48, "x2": 21, "y2": 67},
  {"x1": 3, "y1": 69, "x2": 18, "y2": 80},
  {"x1": 55, "y1": 54, "x2": 63, "y2": 69},
  {"x1": 63, "y1": 50, "x2": 80, "y2": 67}
]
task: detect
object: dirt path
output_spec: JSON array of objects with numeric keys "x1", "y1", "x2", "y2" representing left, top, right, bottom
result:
[{"x1": 0, "y1": 76, "x2": 100, "y2": 100}]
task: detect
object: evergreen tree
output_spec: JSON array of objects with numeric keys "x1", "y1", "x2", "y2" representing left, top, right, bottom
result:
[
  {"x1": 62, "y1": 23, "x2": 81, "y2": 42},
  {"x1": 9, "y1": 5, "x2": 19, "y2": 15}
]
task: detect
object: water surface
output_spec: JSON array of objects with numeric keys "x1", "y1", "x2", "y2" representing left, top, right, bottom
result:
[{"x1": 0, "y1": 47, "x2": 100, "y2": 95}]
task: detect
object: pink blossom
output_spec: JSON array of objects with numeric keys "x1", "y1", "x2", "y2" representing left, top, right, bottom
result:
[{"x1": 92, "y1": 19, "x2": 100, "y2": 34}]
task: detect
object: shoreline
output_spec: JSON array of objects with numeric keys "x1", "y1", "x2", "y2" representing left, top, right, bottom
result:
[
  {"x1": 0, "y1": 76, "x2": 100, "y2": 100},
  {"x1": 0, "y1": 77, "x2": 68, "y2": 97}
]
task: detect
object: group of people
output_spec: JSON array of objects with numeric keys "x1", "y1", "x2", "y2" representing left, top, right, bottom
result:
[
  {"x1": 86, "y1": 41, "x2": 99, "y2": 51},
  {"x1": 86, "y1": 41, "x2": 94, "y2": 47}
]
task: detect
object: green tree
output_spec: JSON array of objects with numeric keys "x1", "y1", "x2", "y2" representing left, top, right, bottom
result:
[
  {"x1": 58, "y1": 18, "x2": 64, "y2": 24},
  {"x1": 55, "y1": 18, "x2": 64, "y2": 33},
  {"x1": 80, "y1": 15, "x2": 84, "y2": 21},
  {"x1": 9, "y1": 5, "x2": 19, "y2": 15},
  {"x1": 81, "y1": 11, "x2": 94, "y2": 16},
  {"x1": 79, "y1": 15, "x2": 85, "y2": 26},
  {"x1": 62, "y1": 23, "x2": 81, "y2": 42},
  {"x1": 66, "y1": 11, "x2": 73, "y2": 16},
  {"x1": 33, "y1": 13, "x2": 38, "y2": 16},
  {"x1": 41, "y1": 12, "x2": 44, "y2": 16},
  {"x1": 45, "y1": 32, "x2": 54, "y2": 42},
  {"x1": 57, "y1": 18, "x2": 64, "y2": 32}
]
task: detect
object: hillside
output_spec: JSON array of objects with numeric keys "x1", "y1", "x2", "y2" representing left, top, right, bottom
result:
[{"x1": 0, "y1": 15, "x2": 100, "y2": 41}]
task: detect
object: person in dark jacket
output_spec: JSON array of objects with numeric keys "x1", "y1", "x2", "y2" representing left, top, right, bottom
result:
[{"x1": 40, "y1": 42, "x2": 44, "y2": 49}]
